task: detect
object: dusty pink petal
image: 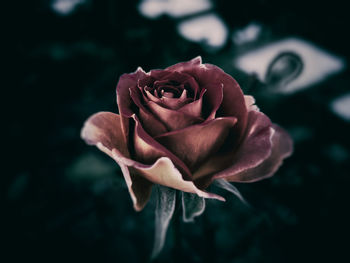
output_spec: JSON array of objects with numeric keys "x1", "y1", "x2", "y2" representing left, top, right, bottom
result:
[
  {"x1": 213, "y1": 111, "x2": 274, "y2": 180},
  {"x1": 138, "y1": 107, "x2": 168, "y2": 137},
  {"x1": 194, "y1": 64, "x2": 247, "y2": 138},
  {"x1": 225, "y1": 124, "x2": 293, "y2": 182},
  {"x1": 155, "y1": 117, "x2": 237, "y2": 170},
  {"x1": 147, "y1": 100, "x2": 204, "y2": 131},
  {"x1": 150, "y1": 70, "x2": 200, "y2": 98},
  {"x1": 145, "y1": 89, "x2": 161, "y2": 103},
  {"x1": 193, "y1": 111, "x2": 274, "y2": 187},
  {"x1": 146, "y1": 89, "x2": 191, "y2": 110},
  {"x1": 129, "y1": 86, "x2": 168, "y2": 136},
  {"x1": 131, "y1": 114, "x2": 193, "y2": 181},
  {"x1": 165, "y1": 57, "x2": 222, "y2": 117},
  {"x1": 167, "y1": 57, "x2": 247, "y2": 138},
  {"x1": 80, "y1": 112, "x2": 152, "y2": 211},
  {"x1": 137, "y1": 70, "x2": 172, "y2": 89},
  {"x1": 159, "y1": 89, "x2": 192, "y2": 109},
  {"x1": 116, "y1": 67, "x2": 149, "y2": 145},
  {"x1": 178, "y1": 89, "x2": 206, "y2": 118},
  {"x1": 244, "y1": 95, "x2": 259, "y2": 112},
  {"x1": 111, "y1": 151, "x2": 225, "y2": 202}
]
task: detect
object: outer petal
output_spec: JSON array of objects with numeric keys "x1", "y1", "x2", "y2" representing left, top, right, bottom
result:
[
  {"x1": 193, "y1": 111, "x2": 274, "y2": 188},
  {"x1": 116, "y1": 67, "x2": 149, "y2": 144},
  {"x1": 194, "y1": 64, "x2": 247, "y2": 138},
  {"x1": 111, "y1": 151, "x2": 225, "y2": 202},
  {"x1": 80, "y1": 112, "x2": 152, "y2": 211},
  {"x1": 155, "y1": 117, "x2": 237, "y2": 170},
  {"x1": 244, "y1": 95, "x2": 260, "y2": 112},
  {"x1": 224, "y1": 124, "x2": 293, "y2": 182},
  {"x1": 166, "y1": 56, "x2": 203, "y2": 72}
]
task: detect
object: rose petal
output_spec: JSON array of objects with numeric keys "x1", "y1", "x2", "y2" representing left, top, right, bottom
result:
[
  {"x1": 193, "y1": 111, "x2": 274, "y2": 188},
  {"x1": 224, "y1": 124, "x2": 293, "y2": 182},
  {"x1": 159, "y1": 89, "x2": 192, "y2": 109},
  {"x1": 111, "y1": 150, "x2": 225, "y2": 202},
  {"x1": 145, "y1": 89, "x2": 161, "y2": 103},
  {"x1": 129, "y1": 86, "x2": 168, "y2": 136},
  {"x1": 155, "y1": 117, "x2": 237, "y2": 170},
  {"x1": 166, "y1": 56, "x2": 203, "y2": 72},
  {"x1": 117, "y1": 67, "x2": 149, "y2": 145},
  {"x1": 150, "y1": 70, "x2": 200, "y2": 98},
  {"x1": 146, "y1": 88, "x2": 192, "y2": 110},
  {"x1": 147, "y1": 100, "x2": 204, "y2": 131},
  {"x1": 132, "y1": 114, "x2": 193, "y2": 181},
  {"x1": 244, "y1": 95, "x2": 260, "y2": 112},
  {"x1": 167, "y1": 56, "x2": 248, "y2": 139},
  {"x1": 80, "y1": 112, "x2": 152, "y2": 211},
  {"x1": 178, "y1": 88, "x2": 206, "y2": 118}
]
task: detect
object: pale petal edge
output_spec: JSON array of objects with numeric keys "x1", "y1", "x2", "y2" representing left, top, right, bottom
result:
[
  {"x1": 111, "y1": 150, "x2": 225, "y2": 202},
  {"x1": 223, "y1": 124, "x2": 293, "y2": 183},
  {"x1": 81, "y1": 112, "x2": 152, "y2": 211}
]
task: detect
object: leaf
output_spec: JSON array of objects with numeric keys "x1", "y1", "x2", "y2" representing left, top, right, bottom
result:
[
  {"x1": 181, "y1": 192, "x2": 206, "y2": 223},
  {"x1": 151, "y1": 185, "x2": 176, "y2": 259},
  {"x1": 214, "y1": 179, "x2": 249, "y2": 206}
]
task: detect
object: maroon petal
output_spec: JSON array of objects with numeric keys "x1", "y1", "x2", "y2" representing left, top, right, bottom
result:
[
  {"x1": 193, "y1": 111, "x2": 274, "y2": 187},
  {"x1": 224, "y1": 124, "x2": 293, "y2": 182},
  {"x1": 167, "y1": 57, "x2": 247, "y2": 139},
  {"x1": 166, "y1": 56, "x2": 203, "y2": 72},
  {"x1": 155, "y1": 117, "x2": 237, "y2": 170},
  {"x1": 147, "y1": 100, "x2": 204, "y2": 131},
  {"x1": 146, "y1": 89, "x2": 192, "y2": 110},
  {"x1": 116, "y1": 67, "x2": 149, "y2": 144},
  {"x1": 194, "y1": 64, "x2": 247, "y2": 137},
  {"x1": 129, "y1": 86, "x2": 168, "y2": 136},
  {"x1": 213, "y1": 111, "x2": 274, "y2": 180},
  {"x1": 131, "y1": 114, "x2": 193, "y2": 181},
  {"x1": 178, "y1": 88, "x2": 206, "y2": 118},
  {"x1": 150, "y1": 70, "x2": 200, "y2": 98},
  {"x1": 144, "y1": 89, "x2": 161, "y2": 103},
  {"x1": 81, "y1": 112, "x2": 153, "y2": 211},
  {"x1": 159, "y1": 89, "x2": 192, "y2": 109}
]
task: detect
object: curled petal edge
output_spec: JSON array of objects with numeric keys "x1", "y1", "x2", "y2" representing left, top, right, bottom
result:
[
  {"x1": 110, "y1": 149, "x2": 225, "y2": 202},
  {"x1": 95, "y1": 142, "x2": 152, "y2": 211},
  {"x1": 244, "y1": 95, "x2": 260, "y2": 112},
  {"x1": 223, "y1": 124, "x2": 293, "y2": 182},
  {"x1": 80, "y1": 112, "x2": 153, "y2": 211}
]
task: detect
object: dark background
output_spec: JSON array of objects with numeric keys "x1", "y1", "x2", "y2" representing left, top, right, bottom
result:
[{"x1": 5, "y1": 0, "x2": 350, "y2": 262}]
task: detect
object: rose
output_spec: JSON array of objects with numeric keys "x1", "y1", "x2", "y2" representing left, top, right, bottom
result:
[{"x1": 81, "y1": 57, "x2": 293, "y2": 211}]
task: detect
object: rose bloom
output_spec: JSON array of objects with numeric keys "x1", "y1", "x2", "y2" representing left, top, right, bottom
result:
[{"x1": 81, "y1": 57, "x2": 293, "y2": 211}]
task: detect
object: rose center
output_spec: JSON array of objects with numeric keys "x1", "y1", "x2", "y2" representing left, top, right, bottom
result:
[
  {"x1": 158, "y1": 85, "x2": 182, "y2": 98},
  {"x1": 161, "y1": 90, "x2": 175, "y2": 98}
]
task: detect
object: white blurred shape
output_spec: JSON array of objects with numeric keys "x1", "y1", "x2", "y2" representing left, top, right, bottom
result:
[
  {"x1": 331, "y1": 93, "x2": 350, "y2": 121},
  {"x1": 232, "y1": 22, "x2": 262, "y2": 45},
  {"x1": 178, "y1": 14, "x2": 228, "y2": 48},
  {"x1": 51, "y1": 0, "x2": 85, "y2": 15},
  {"x1": 139, "y1": 0, "x2": 212, "y2": 18},
  {"x1": 235, "y1": 38, "x2": 345, "y2": 93}
]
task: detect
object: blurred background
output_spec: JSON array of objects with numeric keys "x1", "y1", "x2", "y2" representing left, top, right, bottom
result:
[{"x1": 5, "y1": 0, "x2": 350, "y2": 262}]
